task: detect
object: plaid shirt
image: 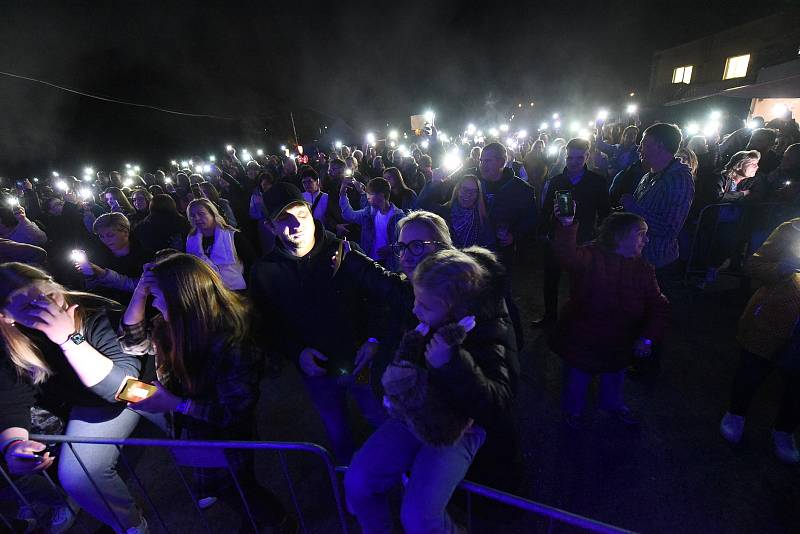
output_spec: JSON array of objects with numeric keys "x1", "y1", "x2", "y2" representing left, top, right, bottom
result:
[
  {"x1": 119, "y1": 320, "x2": 264, "y2": 494},
  {"x1": 631, "y1": 159, "x2": 694, "y2": 268}
]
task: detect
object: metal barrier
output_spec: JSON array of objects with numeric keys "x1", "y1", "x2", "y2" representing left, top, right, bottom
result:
[
  {"x1": 0, "y1": 435, "x2": 636, "y2": 534},
  {"x1": 0, "y1": 435, "x2": 349, "y2": 534},
  {"x1": 683, "y1": 201, "x2": 791, "y2": 281}
]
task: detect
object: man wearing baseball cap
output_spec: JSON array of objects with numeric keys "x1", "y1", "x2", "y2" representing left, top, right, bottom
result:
[{"x1": 249, "y1": 183, "x2": 386, "y2": 464}]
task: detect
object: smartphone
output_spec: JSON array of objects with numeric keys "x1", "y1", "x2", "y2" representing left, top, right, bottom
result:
[
  {"x1": 11, "y1": 443, "x2": 57, "y2": 460},
  {"x1": 116, "y1": 378, "x2": 157, "y2": 403},
  {"x1": 556, "y1": 190, "x2": 574, "y2": 216}
]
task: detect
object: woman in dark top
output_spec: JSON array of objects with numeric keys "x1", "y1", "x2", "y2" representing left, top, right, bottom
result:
[
  {"x1": 0, "y1": 262, "x2": 150, "y2": 532},
  {"x1": 441, "y1": 175, "x2": 496, "y2": 249},
  {"x1": 383, "y1": 167, "x2": 418, "y2": 211},
  {"x1": 119, "y1": 253, "x2": 293, "y2": 530},
  {"x1": 128, "y1": 188, "x2": 152, "y2": 228},
  {"x1": 73, "y1": 212, "x2": 152, "y2": 306},
  {"x1": 132, "y1": 194, "x2": 192, "y2": 253},
  {"x1": 185, "y1": 198, "x2": 255, "y2": 291}
]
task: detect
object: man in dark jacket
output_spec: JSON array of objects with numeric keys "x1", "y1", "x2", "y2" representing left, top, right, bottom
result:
[
  {"x1": 534, "y1": 137, "x2": 610, "y2": 326},
  {"x1": 249, "y1": 184, "x2": 385, "y2": 464}
]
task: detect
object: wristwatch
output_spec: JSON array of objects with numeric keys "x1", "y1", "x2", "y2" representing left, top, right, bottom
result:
[{"x1": 60, "y1": 332, "x2": 86, "y2": 347}]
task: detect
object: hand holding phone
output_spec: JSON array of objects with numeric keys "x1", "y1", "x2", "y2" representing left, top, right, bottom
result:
[
  {"x1": 5, "y1": 440, "x2": 55, "y2": 475},
  {"x1": 70, "y1": 250, "x2": 93, "y2": 276},
  {"x1": 116, "y1": 377, "x2": 158, "y2": 402}
]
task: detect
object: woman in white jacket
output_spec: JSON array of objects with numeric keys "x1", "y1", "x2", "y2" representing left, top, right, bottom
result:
[{"x1": 185, "y1": 199, "x2": 256, "y2": 291}]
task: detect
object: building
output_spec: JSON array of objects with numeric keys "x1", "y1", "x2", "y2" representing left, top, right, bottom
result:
[{"x1": 648, "y1": 11, "x2": 800, "y2": 120}]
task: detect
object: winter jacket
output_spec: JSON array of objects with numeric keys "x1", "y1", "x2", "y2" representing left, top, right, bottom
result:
[
  {"x1": 549, "y1": 222, "x2": 669, "y2": 373},
  {"x1": 737, "y1": 220, "x2": 800, "y2": 360},
  {"x1": 249, "y1": 220, "x2": 370, "y2": 372},
  {"x1": 339, "y1": 194, "x2": 405, "y2": 263},
  {"x1": 540, "y1": 167, "x2": 610, "y2": 243}
]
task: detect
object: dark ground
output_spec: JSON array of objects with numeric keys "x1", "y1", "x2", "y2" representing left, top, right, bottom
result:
[{"x1": 20, "y1": 242, "x2": 800, "y2": 534}]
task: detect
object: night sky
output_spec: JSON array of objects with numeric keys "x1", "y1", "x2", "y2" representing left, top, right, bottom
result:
[{"x1": 0, "y1": 0, "x2": 789, "y2": 177}]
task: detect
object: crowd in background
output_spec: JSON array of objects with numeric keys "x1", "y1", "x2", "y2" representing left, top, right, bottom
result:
[{"x1": 1, "y1": 110, "x2": 799, "y2": 534}]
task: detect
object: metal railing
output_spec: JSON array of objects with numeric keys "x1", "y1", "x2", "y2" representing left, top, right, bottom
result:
[
  {"x1": 0, "y1": 435, "x2": 637, "y2": 533},
  {"x1": 683, "y1": 201, "x2": 793, "y2": 281}
]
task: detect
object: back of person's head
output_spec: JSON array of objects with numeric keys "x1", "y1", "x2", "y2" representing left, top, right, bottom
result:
[
  {"x1": 687, "y1": 135, "x2": 709, "y2": 155},
  {"x1": 148, "y1": 185, "x2": 164, "y2": 196},
  {"x1": 622, "y1": 125, "x2": 639, "y2": 140},
  {"x1": 383, "y1": 167, "x2": 408, "y2": 190},
  {"x1": 413, "y1": 248, "x2": 487, "y2": 320},
  {"x1": 397, "y1": 210, "x2": 453, "y2": 248},
  {"x1": 470, "y1": 146, "x2": 482, "y2": 160},
  {"x1": 93, "y1": 212, "x2": 130, "y2": 235},
  {"x1": 595, "y1": 212, "x2": 646, "y2": 250},
  {"x1": 748, "y1": 128, "x2": 778, "y2": 151},
  {"x1": 724, "y1": 149, "x2": 761, "y2": 175},
  {"x1": 644, "y1": 123, "x2": 683, "y2": 155},
  {"x1": 565, "y1": 138, "x2": 591, "y2": 153},
  {"x1": 299, "y1": 166, "x2": 319, "y2": 181},
  {"x1": 419, "y1": 155, "x2": 432, "y2": 168},
  {"x1": 482, "y1": 142, "x2": 507, "y2": 162},
  {"x1": 149, "y1": 253, "x2": 250, "y2": 394},
  {"x1": 0, "y1": 206, "x2": 17, "y2": 229},
  {"x1": 198, "y1": 182, "x2": 220, "y2": 203},
  {"x1": 367, "y1": 177, "x2": 391, "y2": 198},
  {"x1": 150, "y1": 194, "x2": 179, "y2": 216}
]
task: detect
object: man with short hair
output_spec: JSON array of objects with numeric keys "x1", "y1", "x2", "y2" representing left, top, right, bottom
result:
[
  {"x1": 323, "y1": 158, "x2": 362, "y2": 239},
  {"x1": 477, "y1": 142, "x2": 538, "y2": 270},
  {"x1": 534, "y1": 137, "x2": 610, "y2": 325},
  {"x1": 621, "y1": 123, "x2": 694, "y2": 271},
  {"x1": 598, "y1": 125, "x2": 640, "y2": 177},
  {"x1": 339, "y1": 177, "x2": 405, "y2": 266},
  {"x1": 300, "y1": 167, "x2": 328, "y2": 223},
  {"x1": 249, "y1": 185, "x2": 385, "y2": 464}
]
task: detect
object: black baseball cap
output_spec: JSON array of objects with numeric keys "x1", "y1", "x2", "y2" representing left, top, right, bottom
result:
[{"x1": 264, "y1": 182, "x2": 309, "y2": 220}]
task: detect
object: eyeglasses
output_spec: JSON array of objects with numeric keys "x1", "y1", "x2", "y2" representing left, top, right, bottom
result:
[{"x1": 391, "y1": 240, "x2": 446, "y2": 257}]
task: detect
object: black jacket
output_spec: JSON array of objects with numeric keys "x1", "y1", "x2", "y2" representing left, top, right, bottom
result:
[
  {"x1": 249, "y1": 220, "x2": 370, "y2": 372},
  {"x1": 540, "y1": 167, "x2": 611, "y2": 244},
  {"x1": 133, "y1": 211, "x2": 192, "y2": 253}
]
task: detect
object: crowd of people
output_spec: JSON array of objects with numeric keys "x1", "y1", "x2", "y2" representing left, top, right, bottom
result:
[{"x1": 0, "y1": 110, "x2": 799, "y2": 534}]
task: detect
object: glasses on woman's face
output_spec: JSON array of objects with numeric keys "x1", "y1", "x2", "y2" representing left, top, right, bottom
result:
[{"x1": 391, "y1": 240, "x2": 444, "y2": 257}]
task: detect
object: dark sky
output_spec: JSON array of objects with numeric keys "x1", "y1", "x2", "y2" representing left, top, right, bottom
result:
[{"x1": 0, "y1": 0, "x2": 789, "y2": 176}]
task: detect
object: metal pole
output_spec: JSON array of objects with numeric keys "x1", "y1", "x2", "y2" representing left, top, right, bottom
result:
[{"x1": 290, "y1": 111, "x2": 299, "y2": 146}]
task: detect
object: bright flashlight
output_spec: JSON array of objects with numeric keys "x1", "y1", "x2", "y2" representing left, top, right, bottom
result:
[
  {"x1": 256, "y1": 149, "x2": 263, "y2": 156},
  {"x1": 170, "y1": 160, "x2": 177, "y2": 166},
  {"x1": 686, "y1": 122, "x2": 700, "y2": 136},
  {"x1": 466, "y1": 124, "x2": 476, "y2": 135},
  {"x1": 123, "y1": 178, "x2": 134, "y2": 187},
  {"x1": 84, "y1": 167, "x2": 94, "y2": 175},
  {"x1": 424, "y1": 110, "x2": 435, "y2": 123},
  {"x1": 181, "y1": 161, "x2": 189, "y2": 168},
  {"x1": 597, "y1": 110, "x2": 609, "y2": 121},
  {"x1": 570, "y1": 122, "x2": 580, "y2": 133},
  {"x1": 366, "y1": 133, "x2": 376, "y2": 144},
  {"x1": 489, "y1": 127, "x2": 499, "y2": 137},
  {"x1": 578, "y1": 129, "x2": 591, "y2": 139},
  {"x1": 500, "y1": 124, "x2": 509, "y2": 132},
  {"x1": 709, "y1": 110, "x2": 722, "y2": 120},
  {"x1": 56, "y1": 180, "x2": 68, "y2": 191},
  {"x1": 773, "y1": 103, "x2": 789, "y2": 117},
  {"x1": 125, "y1": 163, "x2": 131, "y2": 169},
  {"x1": 226, "y1": 145, "x2": 233, "y2": 152},
  {"x1": 126, "y1": 169, "x2": 135, "y2": 177},
  {"x1": 746, "y1": 120, "x2": 758, "y2": 129},
  {"x1": 389, "y1": 130, "x2": 398, "y2": 140},
  {"x1": 280, "y1": 145, "x2": 287, "y2": 151},
  {"x1": 164, "y1": 177, "x2": 173, "y2": 184},
  {"x1": 553, "y1": 113, "x2": 559, "y2": 120},
  {"x1": 335, "y1": 141, "x2": 343, "y2": 148},
  {"x1": 421, "y1": 140, "x2": 430, "y2": 149},
  {"x1": 6, "y1": 197, "x2": 19, "y2": 207},
  {"x1": 547, "y1": 145, "x2": 558, "y2": 156},
  {"x1": 133, "y1": 165, "x2": 140, "y2": 173},
  {"x1": 203, "y1": 165, "x2": 212, "y2": 173},
  {"x1": 80, "y1": 188, "x2": 92, "y2": 200},
  {"x1": 516, "y1": 130, "x2": 527, "y2": 139},
  {"x1": 539, "y1": 122, "x2": 549, "y2": 131},
  {"x1": 506, "y1": 137, "x2": 517, "y2": 148},
  {"x1": 443, "y1": 150, "x2": 461, "y2": 171},
  {"x1": 626, "y1": 104, "x2": 638, "y2": 115},
  {"x1": 703, "y1": 122, "x2": 719, "y2": 138},
  {"x1": 70, "y1": 250, "x2": 87, "y2": 263},
  {"x1": 554, "y1": 120, "x2": 561, "y2": 129},
  {"x1": 241, "y1": 152, "x2": 252, "y2": 162},
  {"x1": 209, "y1": 155, "x2": 216, "y2": 162},
  {"x1": 52, "y1": 172, "x2": 60, "y2": 178}
]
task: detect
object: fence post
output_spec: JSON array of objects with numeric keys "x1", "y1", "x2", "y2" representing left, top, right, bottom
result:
[
  {"x1": 115, "y1": 445, "x2": 168, "y2": 533},
  {"x1": 278, "y1": 451, "x2": 308, "y2": 534},
  {"x1": 166, "y1": 449, "x2": 214, "y2": 533},
  {"x1": 65, "y1": 442, "x2": 127, "y2": 533}
]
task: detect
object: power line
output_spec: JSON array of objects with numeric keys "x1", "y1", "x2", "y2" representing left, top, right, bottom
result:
[{"x1": 0, "y1": 69, "x2": 239, "y2": 120}]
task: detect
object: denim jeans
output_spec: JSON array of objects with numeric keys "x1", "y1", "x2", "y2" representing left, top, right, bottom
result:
[
  {"x1": 345, "y1": 417, "x2": 486, "y2": 534},
  {"x1": 302, "y1": 373, "x2": 387, "y2": 464},
  {"x1": 562, "y1": 367, "x2": 626, "y2": 415},
  {"x1": 58, "y1": 405, "x2": 166, "y2": 533}
]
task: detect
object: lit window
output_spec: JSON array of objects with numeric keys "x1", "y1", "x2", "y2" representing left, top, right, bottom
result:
[
  {"x1": 672, "y1": 65, "x2": 693, "y2": 84},
  {"x1": 723, "y1": 54, "x2": 750, "y2": 79}
]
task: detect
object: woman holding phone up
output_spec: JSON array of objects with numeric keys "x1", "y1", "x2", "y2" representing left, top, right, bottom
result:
[
  {"x1": 119, "y1": 253, "x2": 294, "y2": 532},
  {"x1": 0, "y1": 262, "x2": 150, "y2": 533}
]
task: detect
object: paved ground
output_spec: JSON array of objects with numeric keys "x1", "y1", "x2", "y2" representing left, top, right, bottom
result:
[{"x1": 14, "y1": 243, "x2": 799, "y2": 533}]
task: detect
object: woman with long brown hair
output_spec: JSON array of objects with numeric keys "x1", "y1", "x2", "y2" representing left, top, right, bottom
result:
[
  {"x1": 0, "y1": 263, "x2": 149, "y2": 533},
  {"x1": 120, "y1": 253, "x2": 293, "y2": 530}
]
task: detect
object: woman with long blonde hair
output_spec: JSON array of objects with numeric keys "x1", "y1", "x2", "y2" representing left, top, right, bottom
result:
[
  {"x1": 0, "y1": 262, "x2": 150, "y2": 533},
  {"x1": 185, "y1": 198, "x2": 256, "y2": 291},
  {"x1": 120, "y1": 252, "x2": 293, "y2": 530}
]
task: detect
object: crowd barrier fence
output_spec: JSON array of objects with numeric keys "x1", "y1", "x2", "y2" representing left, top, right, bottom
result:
[{"x1": 0, "y1": 434, "x2": 640, "y2": 533}]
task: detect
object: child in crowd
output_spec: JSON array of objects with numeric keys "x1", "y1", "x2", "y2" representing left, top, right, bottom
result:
[{"x1": 345, "y1": 247, "x2": 515, "y2": 534}]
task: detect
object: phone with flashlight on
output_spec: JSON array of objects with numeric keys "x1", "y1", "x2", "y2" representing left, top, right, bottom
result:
[
  {"x1": 70, "y1": 250, "x2": 93, "y2": 276},
  {"x1": 116, "y1": 377, "x2": 157, "y2": 403}
]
